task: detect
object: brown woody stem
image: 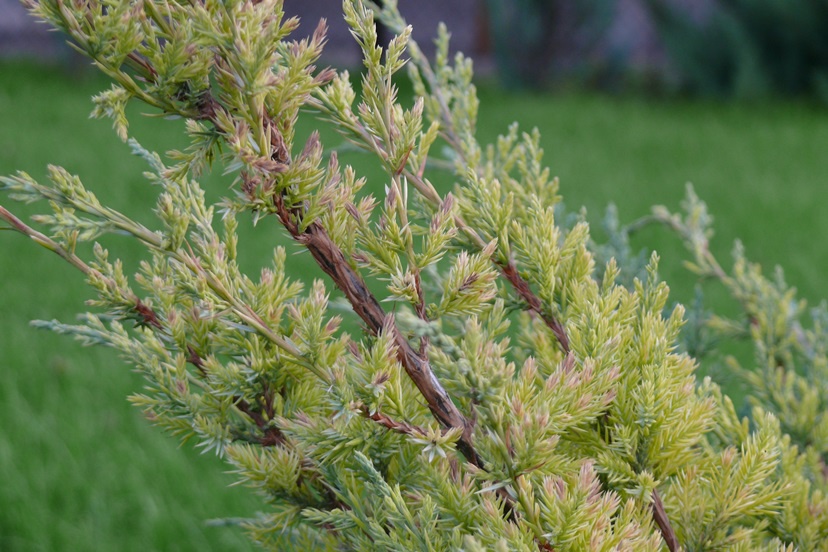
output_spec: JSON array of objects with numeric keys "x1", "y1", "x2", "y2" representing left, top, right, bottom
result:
[
  {"x1": 275, "y1": 200, "x2": 518, "y2": 516},
  {"x1": 498, "y1": 260, "x2": 570, "y2": 354},
  {"x1": 359, "y1": 406, "x2": 425, "y2": 438},
  {"x1": 288, "y1": 215, "x2": 482, "y2": 467},
  {"x1": 652, "y1": 489, "x2": 679, "y2": 552}
]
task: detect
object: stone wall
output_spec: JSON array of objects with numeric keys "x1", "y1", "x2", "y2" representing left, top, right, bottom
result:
[
  {"x1": 282, "y1": 0, "x2": 484, "y2": 65},
  {"x1": 0, "y1": 0, "x2": 487, "y2": 62},
  {"x1": 0, "y1": 0, "x2": 63, "y2": 58},
  {"x1": 0, "y1": 0, "x2": 712, "y2": 74}
]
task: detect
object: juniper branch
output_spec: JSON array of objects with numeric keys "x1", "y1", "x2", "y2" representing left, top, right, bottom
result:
[
  {"x1": 270, "y1": 175, "x2": 482, "y2": 466},
  {"x1": 23, "y1": 0, "x2": 499, "y2": 505},
  {"x1": 315, "y1": 4, "x2": 572, "y2": 356},
  {"x1": 0, "y1": 205, "x2": 92, "y2": 275},
  {"x1": 0, "y1": 206, "x2": 292, "y2": 447},
  {"x1": 6, "y1": 2, "x2": 772, "y2": 548}
]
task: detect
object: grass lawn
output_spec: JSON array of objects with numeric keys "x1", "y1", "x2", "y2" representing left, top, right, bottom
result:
[{"x1": 1, "y1": 60, "x2": 827, "y2": 550}]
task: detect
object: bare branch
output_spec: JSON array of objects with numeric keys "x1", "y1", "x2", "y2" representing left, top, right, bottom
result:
[{"x1": 652, "y1": 489, "x2": 679, "y2": 552}]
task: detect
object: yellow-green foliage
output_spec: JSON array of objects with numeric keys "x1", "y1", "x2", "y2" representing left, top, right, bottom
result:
[{"x1": 2, "y1": 0, "x2": 825, "y2": 550}]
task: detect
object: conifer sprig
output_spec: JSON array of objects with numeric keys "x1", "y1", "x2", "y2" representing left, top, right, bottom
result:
[{"x1": 3, "y1": 0, "x2": 824, "y2": 550}]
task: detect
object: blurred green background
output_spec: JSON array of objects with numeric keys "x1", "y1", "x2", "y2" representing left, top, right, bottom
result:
[{"x1": 2, "y1": 0, "x2": 828, "y2": 549}]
